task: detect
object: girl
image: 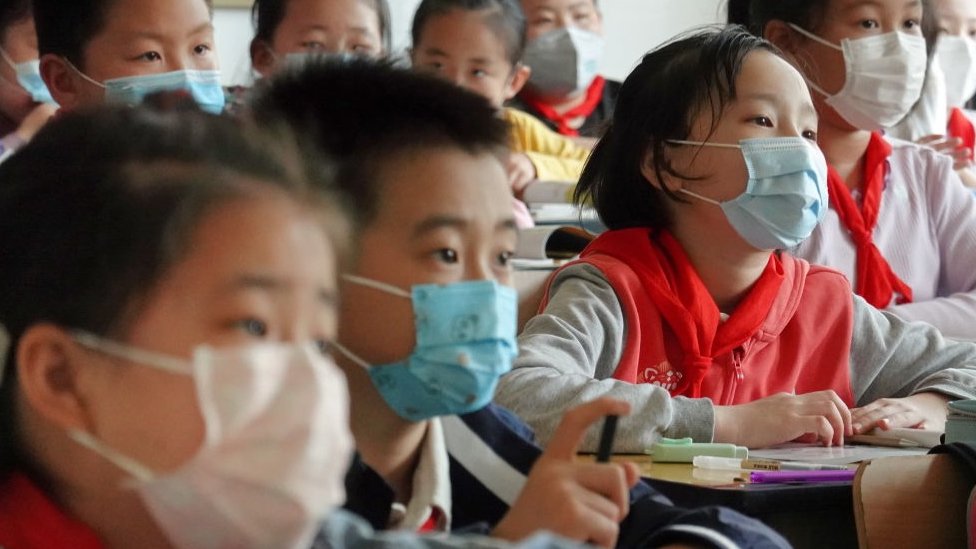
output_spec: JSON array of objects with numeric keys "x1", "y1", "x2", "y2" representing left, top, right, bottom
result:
[
  {"x1": 747, "y1": 0, "x2": 976, "y2": 340},
  {"x1": 0, "y1": 0, "x2": 55, "y2": 160},
  {"x1": 494, "y1": 26, "x2": 976, "y2": 452},
  {"x1": 34, "y1": 0, "x2": 224, "y2": 113},
  {"x1": 932, "y1": 0, "x2": 976, "y2": 175},
  {"x1": 250, "y1": 0, "x2": 391, "y2": 77},
  {"x1": 0, "y1": 105, "x2": 354, "y2": 547}
]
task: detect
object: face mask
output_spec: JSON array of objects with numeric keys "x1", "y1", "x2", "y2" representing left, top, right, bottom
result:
[
  {"x1": 789, "y1": 24, "x2": 927, "y2": 131},
  {"x1": 71, "y1": 63, "x2": 226, "y2": 115},
  {"x1": 69, "y1": 332, "x2": 353, "y2": 549},
  {"x1": 0, "y1": 47, "x2": 55, "y2": 104},
  {"x1": 936, "y1": 35, "x2": 976, "y2": 108},
  {"x1": 333, "y1": 276, "x2": 517, "y2": 421},
  {"x1": 667, "y1": 137, "x2": 829, "y2": 250},
  {"x1": 523, "y1": 27, "x2": 605, "y2": 97}
]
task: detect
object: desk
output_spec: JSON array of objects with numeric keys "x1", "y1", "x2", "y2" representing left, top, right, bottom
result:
[{"x1": 599, "y1": 455, "x2": 858, "y2": 549}]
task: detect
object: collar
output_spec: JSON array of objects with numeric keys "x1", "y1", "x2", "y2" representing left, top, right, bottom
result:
[
  {"x1": 0, "y1": 473, "x2": 104, "y2": 549},
  {"x1": 517, "y1": 76, "x2": 606, "y2": 137},
  {"x1": 387, "y1": 418, "x2": 452, "y2": 532}
]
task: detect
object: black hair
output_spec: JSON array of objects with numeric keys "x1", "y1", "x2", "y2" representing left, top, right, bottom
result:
[
  {"x1": 34, "y1": 0, "x2": 213, "y2": 67},
  {"x1": 745, "y1": 0, "x2": 827, "y2": 36},
  {"x1": 575, "y1": 26, "x2": 781, "y2": 230},
  {"x1": 0, "y1": 103, "x2": 342, "y2": 477},
  {"x1": 250, "y1": 57, "x2": 510, "y2": 230},
  {"x1": 252, "y1": 0, "x2": 392, "y2": 53},
  {"x1": 412, "y1": 0, "x2": 526, "y2": 66},
  {"x1": 0, "y1": 0, "x2": 31, "y2": 43}
]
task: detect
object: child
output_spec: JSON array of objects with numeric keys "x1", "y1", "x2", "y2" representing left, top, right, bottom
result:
[
  {"x1": 932, "y1": 0, "x2": 976, "y2": 178},
  {"x1": 0, "y1": 105, "x2": 355, "y2": 547},
  {"x1": 508, "y1": 0, "x2": 617, "y2": 141},
  {"x1": 495, "y1": 26, "x2": 976, "y2": 453},
  {"x1": 250, "y1": 0, "x2": 391, "y2": 78},
  {"x1": 33, "y1": 0, "x2": 224, "y2": 113},
  {"x1": 410, "y1": 0, "x2": 590, "y2": 206},
  {"x1": 739, "y1": 0, "x2": 976, "y2": 340},
  {"x1": 250, "y1": 58, "x2": 790, "y2": 548},
  {"x1": 0, "y1": 0, "x2": 55, "y2": 161}
]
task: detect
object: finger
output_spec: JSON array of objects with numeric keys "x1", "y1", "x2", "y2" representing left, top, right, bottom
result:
[
  {"x1": 580, "y1": 508, "x2": 620, "y2": 549},
  {"x1": 544, "y1": 398, "x2": 632, "y2": 460},
  {"x1": 573, "y1": 484, "x2": 626, "y2": 524},
  {"x1": 801, "y1": 415, "x2": 835, "y2": 446},
  {"x1": 828, "y1": 391, "x2": 854, "y2": 437},
  {"x1": 917, "y1": 134, "x2": 944, "y2": 145},
  {"x1": 620, "y1": 461, "x2": 641, "y2": 487},
  {"x1": 574, "y1": 463, "x2": 630, "y2": 519}
]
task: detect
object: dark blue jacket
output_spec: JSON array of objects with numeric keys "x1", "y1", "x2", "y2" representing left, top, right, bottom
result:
[{"x1": 344, "y1": 405, "x2": 789, "y2": 548}]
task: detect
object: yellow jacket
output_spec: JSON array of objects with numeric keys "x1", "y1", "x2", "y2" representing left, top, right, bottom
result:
[{"x1": 504, "y1": 108, "x2": 590, "y2": 185}]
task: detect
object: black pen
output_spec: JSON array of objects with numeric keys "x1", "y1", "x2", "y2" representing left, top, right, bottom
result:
[{"x1": 596, "y1": 415, "x2": 619, "y2": 462}]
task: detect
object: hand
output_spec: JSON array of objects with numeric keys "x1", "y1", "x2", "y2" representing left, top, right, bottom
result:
[
  {"x1": 507, "y1": 153, "x2": 537, "y2": 199},
  {"x1": 713, "y1": 391, "x2": 852, "y2": 448},
  {"x1": 850, "y1": 392, "x2": 950, "y2": 433},
  {"x1": 492, "y1": 398, "x2": 640, "y2": 548},
  {"x1": 15, "y1": 103, "x2": 57, "y2": 142},
  {"x1": 917, "y1": 134, "x2": 972, "y2": 171}
]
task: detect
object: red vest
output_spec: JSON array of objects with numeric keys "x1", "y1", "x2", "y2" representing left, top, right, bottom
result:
[{"x1": 542, "y1": 230, "x2": 856, "y2": 406}]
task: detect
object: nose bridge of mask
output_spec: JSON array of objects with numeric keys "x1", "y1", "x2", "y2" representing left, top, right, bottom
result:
[{"x1": 411, "y1": 281, "x2": 517, "y2": 350}]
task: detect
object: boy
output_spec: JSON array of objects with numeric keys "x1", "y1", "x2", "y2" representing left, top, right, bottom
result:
[
  {"x1": 0, "y1": 0, "x2": 55, "y2": 161},
  {"x1": 33, "y1": 0, "x2": 224, "y2": 113},
  {"x1": 250, "y1": 59, "x2": 789, "y2": 549},
  {"x1": 509, "y1": 0, "x2": 618, "y2": 140},
  {"x1": 410, "y1": 0, "x2": 589, "y2": 201}
]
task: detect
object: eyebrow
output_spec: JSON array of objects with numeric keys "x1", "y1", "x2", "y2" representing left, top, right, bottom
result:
[
  {"x1": 127, "y1": 22, "x2": 213, "y2": 41},
  {"x1": 231, "y1": 275, "x2": 338, "y2": 306},
  {"x1": 412, "y1": 215, "x2": 467, "y2": 237}
]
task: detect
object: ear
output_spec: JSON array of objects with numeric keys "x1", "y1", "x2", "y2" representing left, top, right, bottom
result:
[
  {"x1": 40, "y1": 54, "x2": 86, "y2": 111},
  {"x1": 764, "y1": 20, "x2": 802, "y2": 58},
  {"x1": 16, "y1": 324, "x2": 95, "y2": 432},
  {"x1": 250, "y1": 38, "x2": 277, "y2": 78},
  {"x1": 504, "y1": 63, "x2": 532, "y2": 101},
  {"x1": 639, "y1": 145, "x2": 682, "y2": 193}
]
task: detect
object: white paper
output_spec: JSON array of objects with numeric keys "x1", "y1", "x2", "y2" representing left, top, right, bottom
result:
[{"x1": 749, "y1": 443, "x2": 928, "y2": 465}]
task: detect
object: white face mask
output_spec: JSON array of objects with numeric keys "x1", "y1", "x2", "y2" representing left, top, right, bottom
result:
[
  {"x1": 790, "y1": 24, "x2": 927, "y2": 131},
  {"x1": 936, "y1": 35, "x2": 976, "y2": 108},
  {"x1": 69, "y1": 333, "x2": 354, "y2": 549}
]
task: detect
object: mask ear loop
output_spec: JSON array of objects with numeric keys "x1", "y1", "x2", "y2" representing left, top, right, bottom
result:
[
  {"x1": 72, "y1": 331, "x2": 190, "y2": 374},
  {"x1": 334, "y1": 275, "x2": 412, "y2": 370},
  {"x1": 62, "y1": 58, "x2": 107, "y2": 89},
  {"x1": 69, "y1": 430, "x2": 157, "y2": 483}
]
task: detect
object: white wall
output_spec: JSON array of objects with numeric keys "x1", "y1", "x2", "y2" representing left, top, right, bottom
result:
[{"x1": 214, "y1": 0, "x2": 727, "y2": 86}]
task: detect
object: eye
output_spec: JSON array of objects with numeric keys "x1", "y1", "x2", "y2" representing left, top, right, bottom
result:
[
  {"x1": 903, "y1": 19, "x2": 921, "y2": 31},
  {"x1": 314, "y1": 338, "x2": 331, "y2": 355},
  {"x1": 137, "y1": 51, "x2": 162, "y2": 62},
  {"x1": 802, "y1": 129, "x2": 817, "y2": 141},
  {"x1": 436, "y1": 248, "x2": 459, "y2": 263},
  {"x1": 233, "y1": 318, "x2": 268, "y2": 337},
  {"x1": 858, "y1": 19, "x2": 880, "y2": 29},
  {"x1": 301, "y1": 41, "x2": 326, "y2": 51},
  {"x1": 751, "y1": 116, "x2": 774, "y2": 128},
  {"x1": 193, "y1": 43, "x2": 211, "y2": 56},
  {"x1": 426, "y1": 61, "x2": 444, "y2": 71},
  {"x1": 351, "y1": 44, "x2": 373, "y2": 53},
  {"x1": 472, "y1": 68, "x2": 488, "y2": 78}
]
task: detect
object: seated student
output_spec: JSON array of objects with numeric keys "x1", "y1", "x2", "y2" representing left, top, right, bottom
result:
[
  {"x1": 249, "y1": 59, "x2": 790, "y2": 549},
  {"x1": 738, "y1": 0, "x2": 976, "y2": 340},
  {"x1": 507, "y1": 0, "x2": 618, "y2": 141},
  {"x1": 494, "y1": 27, "x2": 976, "y2": 453},
  {"x1": 410, "y1": 0, "x2": 591, "y2": 206},
  {"x1": 250, "y1": 0, "x2": 391, "y2": 77},
  {"x1": 33, "y1": 0, "x2": 225, "y2": 114},
  {"x1": 931, "y1": 0, "x2": 976, "y2": 184},
  {"x1": 0, "y1": 105, "x2": 355, "y2": 547},
  {"x1": 0, "y1": 0, "x2": 55, "y2": 161}
]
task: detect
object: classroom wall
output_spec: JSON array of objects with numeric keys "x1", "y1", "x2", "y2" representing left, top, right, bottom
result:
[{"x1": 213, "y1": 0, "x2": 728, "y2": 86}]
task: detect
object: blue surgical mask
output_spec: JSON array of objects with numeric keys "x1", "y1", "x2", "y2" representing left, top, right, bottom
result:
[
  {"x1": 667, "y1": 137, "x2": 829, "y2": 250},
  {"x1": 71, "y1": 62, "x2": 226, "y2": 115},
  {"x1": 0, "y1": 48, "x2": 55, "y2": 104},
  {"x1": 333, "y1": 275, "x2": 518, "y2": 421}
]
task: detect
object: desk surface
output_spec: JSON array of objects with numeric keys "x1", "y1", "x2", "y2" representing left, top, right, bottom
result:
[{"x1": 590, "y1": 454, "x2": 858, "y2": 549}]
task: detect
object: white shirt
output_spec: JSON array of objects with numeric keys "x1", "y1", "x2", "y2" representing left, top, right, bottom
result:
[{"x1": 387, "y1": 418, "x2": 452, "y2": 532}]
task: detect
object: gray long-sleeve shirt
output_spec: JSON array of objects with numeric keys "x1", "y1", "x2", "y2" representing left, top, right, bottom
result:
[{"x1": 495, "y1": 263, "x2": 976, "y2": 453}]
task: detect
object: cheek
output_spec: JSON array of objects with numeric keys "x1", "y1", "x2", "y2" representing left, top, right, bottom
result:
[
  {"x1": 338, "y1": 285, "x2": 417, "y2": 365},
  {"x1": 93, "y1": 369, "x2": 204, "y2": 471}
]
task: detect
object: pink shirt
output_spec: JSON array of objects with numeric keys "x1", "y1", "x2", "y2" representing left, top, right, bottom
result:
[{"x1": 794, "y1": 136, "x2": 976, "y2": 340}]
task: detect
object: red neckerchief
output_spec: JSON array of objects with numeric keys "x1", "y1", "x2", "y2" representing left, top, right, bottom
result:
[
  {"x1": 518, "y1": 76, "x2": 605, "y2": 137},
  {"x1": 416, "y1": 507, "x2": 442, "y2": 533},
  {"x1": 581, "y1": 229, "x2": 785, "y2": 397},
  {"x1": 827, "y1": 132, "x2": 913, "y2": 308},
  {"x1": 0, "y1": 473, "x2": 104, "y2": 549},
  {"x1": 948, "y1": 107, "x2": 976, "y2": 161}
]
